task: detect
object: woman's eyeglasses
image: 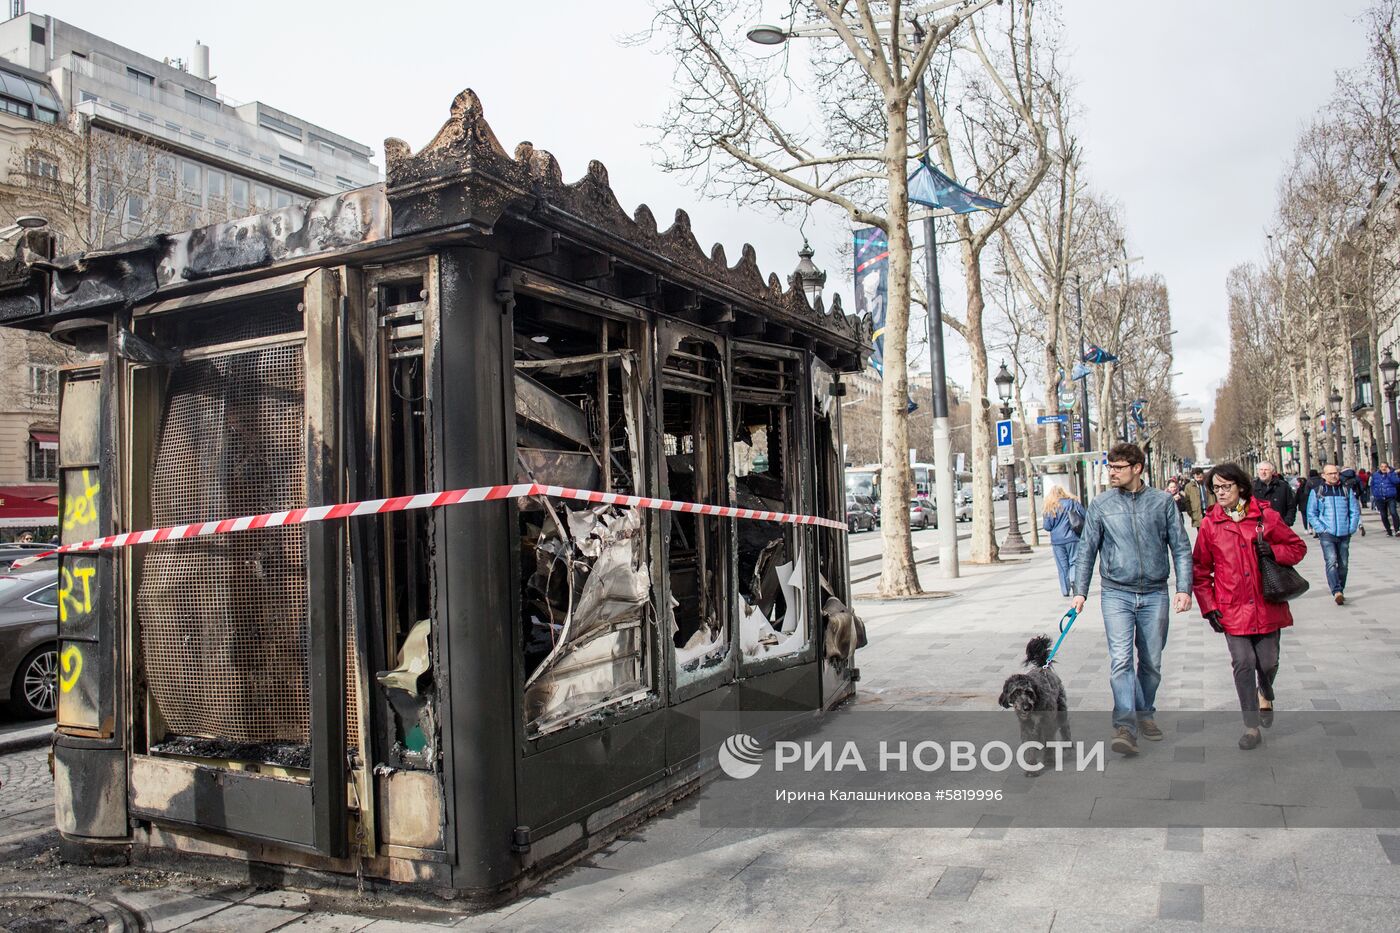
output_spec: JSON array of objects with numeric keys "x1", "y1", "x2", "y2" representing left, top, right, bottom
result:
[{"x1": 1211, "y1": 483, "x2": 1235, "y2": 492}]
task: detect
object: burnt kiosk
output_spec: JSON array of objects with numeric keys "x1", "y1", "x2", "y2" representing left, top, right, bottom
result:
[{"x1": 0, "y1": 90, "x2": 869, "y2": 898}]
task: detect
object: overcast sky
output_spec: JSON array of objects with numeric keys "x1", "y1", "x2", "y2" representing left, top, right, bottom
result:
[{"x1": 33, "y1": 0, "x2": 1377, "y2": 431}]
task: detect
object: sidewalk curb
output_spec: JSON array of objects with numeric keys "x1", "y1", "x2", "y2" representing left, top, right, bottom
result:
[{"x1": 0, "y1": 723, "x2": 54, "y2": 754}]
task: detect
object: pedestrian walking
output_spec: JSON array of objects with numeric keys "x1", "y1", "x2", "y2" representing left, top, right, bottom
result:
[
  {"x1": 1358, "y1": 467, "x2": 1371, "y2": 508},
  {"x1": 1296, "y1": 469, "x2": 1320, "y2": 532},
  {"x1": 1071, "y1": 443, "x2": 1194, "y2": 757},
  {"x1": 1191, "y1": 463, "x2": 1307, "y2": 750},
  {"x1": 1371, "y1": 462, "x2": 1399, "y2": 536},
  {"x1": 1307, "y1": 464, "x2": 1361, "y2": 604},
  {"x1": 1042, "y1": 485, "x2": 1086, "y2": 598},
  {"x1": 1182, "y1": 467, "x2": 1212, "y2": 529},
  {"x1": 1252, "y1": 461, "x2": 1297, "y2": 526}
]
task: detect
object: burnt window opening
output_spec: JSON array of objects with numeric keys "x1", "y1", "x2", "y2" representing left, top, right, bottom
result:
[
  {"x1": 732, "y1": 352, "x2": 807, "y2": 662},
  {"x1": 136, "y1": 293, "x2": 319, "y2": 766},
  {"x1": 514, "y1": 297, "x2": 649, "y2": 735},
  {"x1": 663, "y1": 340, "x2": 730, "y2": 681},
  {"x1": 374, "y1": 272, "x2": 435, "y2": 767}
]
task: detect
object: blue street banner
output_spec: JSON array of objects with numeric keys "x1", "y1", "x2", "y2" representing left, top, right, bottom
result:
[
  {"x1": 1131, "y1": 399, "x2": 1147, "y2": 428},
  {"x1": 907, "y1": 155, "x2": 1004, "y2": 215},
  {"x1": 1071, "y1": 363, "x2": 1092, "y2": 381},
  {"x1": 1082, "y1": 344, "x2": 1119, "y2": 364},
  {"x1": 853, "y1": 228, "x2": 889, "y2": 373},
  {"x1": 852, "y1": 227, "x2": 916, "y2": 413},
  {"x1": 1038, "y1": 414, "x2": 1069, "y2": 425}
]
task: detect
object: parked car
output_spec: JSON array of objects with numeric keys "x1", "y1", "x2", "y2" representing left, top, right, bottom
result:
[
  {"x1": 854, "y1": 494, "x2": 880, "y2": 526},
  {"x1": 955, "y1": 499, "x2": 972, "y2": 522},
  {"x1": 0, "y1": 568, "x2": 59, "y2": 717},
  {"x1": 908, "y1": 497, "x2": 937, "y2": 530},
  {"x1": 845, "y1": 497, "x2": 877, "y2": 533},
  {"x1": 992, "y1": 484, "x2": 1008, "y2": 501}
]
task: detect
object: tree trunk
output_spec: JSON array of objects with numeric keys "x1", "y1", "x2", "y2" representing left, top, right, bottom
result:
[
  {"x1": 961, "y1": 244, "x2": 998, "y2": 563},
  {"x1": 876, "y1": 101, "x2": 921, "y2": 597},
  {"x1": 1015, "y1": 382, "x2": 1040, "y2": 546}
]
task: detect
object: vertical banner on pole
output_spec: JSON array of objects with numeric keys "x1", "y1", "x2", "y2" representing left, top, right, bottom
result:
[{"x1": 854, "y1": 227, "x2": 915, "y2": 412}]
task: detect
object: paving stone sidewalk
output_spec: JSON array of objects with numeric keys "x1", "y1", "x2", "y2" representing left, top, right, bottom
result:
[{"x1": 2, "y1": 525, "x2": 1399, "y2": 930}]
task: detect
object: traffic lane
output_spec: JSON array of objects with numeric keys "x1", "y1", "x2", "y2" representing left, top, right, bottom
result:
[{"x1": 846, "y1": 499, "x2": 1029, "y2": 564}]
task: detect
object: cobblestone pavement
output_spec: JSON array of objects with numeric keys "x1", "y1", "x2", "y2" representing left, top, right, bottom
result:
[{"x1": 2, "y1": 526, "x2": 1399, "y2": 930}]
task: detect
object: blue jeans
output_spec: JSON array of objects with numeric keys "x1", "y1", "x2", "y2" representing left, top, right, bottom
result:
[
  {"x1": 1100, "y1": 587, "x2": 1169, "y2": 735},
  {"x1": 1318, "y1": 533, "x2": 1351, "y2": 595},
  {"x1": 1052, "y1": 542, "x2": 1079, "y2": 596}
]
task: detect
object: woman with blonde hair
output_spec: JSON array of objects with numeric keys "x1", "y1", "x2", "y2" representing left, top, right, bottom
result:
[{"x1": 1042, "y1": 484, "x2": 1086, "y2": 597}]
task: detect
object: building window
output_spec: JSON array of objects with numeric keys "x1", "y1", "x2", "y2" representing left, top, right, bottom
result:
[
  {"x1": 206, "y1": 169, "x2": 225, "y2": 200},
  {"x1": 27, "y1": 435, "x2": 56, "y2": 482},
  {"x1": 127, "y1": 194, "x2": 145, "y2": 223},
  {"x1": 165, "y1": 120, "x2": 180, "y2": 131},
  {"x1": 27, "y1": 156, "x2": 58, "y2": 183},
  {"x1": 273, "y1": 191, "x2": 292, "y2": 209},
  {"x1": 35, "y1": 107, "x2": 57, "y2": 124},
  {"x1": 80, "y1": 90, "x2": 98, "y2": 103},
  {"x1": 230, "y1": 176, "x2": 249, "y2": 209},
  {"x1": 95, "y1": 184, "x2": 115, "y2": 213},
  {"x1": 0, "y1": 96, "x2": 32, "y2": 119},
  {"x1": 30, "y1": 24, "x2": 45, "y2": 45},
  {"x1": 258, "y1": 112, "x2": 302, "y2": 141},
  {"x1": 278, "y1": 154, "x2": 314, "y2": 176},
  {"x1": 252, "y1": 184, "x2": 270, "y2": 211},
  {"x1": 335, "y1": 175, "x2": 354, "y2": 189},
  {"x1": 28, "y1": 365, "x2": 57, "y2": 406},
  {"x1": 126, "y1": 66, "x2": 155, "y2": 86},
  {"x1": 180, "y1": 161, "x2": 201, "y2": 203}
]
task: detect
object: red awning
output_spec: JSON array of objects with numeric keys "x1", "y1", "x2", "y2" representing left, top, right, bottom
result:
[
  {"x1": 29, "y1": 430, "x2": 58, "y2": 450},
  {"x1": 0, "y1": 488, "x2": 57, "y2": 527}
]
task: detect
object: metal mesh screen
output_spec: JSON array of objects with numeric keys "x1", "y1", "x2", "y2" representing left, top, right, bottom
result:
[{"x1": 138, "y1": 341, "x2": 313, "y2": 745}]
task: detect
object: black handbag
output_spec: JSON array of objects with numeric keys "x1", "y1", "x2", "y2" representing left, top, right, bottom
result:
[{"x1": 1256, "y1": 517, "x2": 1309, "y2": 603}]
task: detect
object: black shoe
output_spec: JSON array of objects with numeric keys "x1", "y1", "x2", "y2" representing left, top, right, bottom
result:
[
  {"x1": 1239, "y1": 730, "x2": 1262, "y2": 750},
  {"x1": 1258, "y1": 707, "x2": 1274, "y2": 728}
]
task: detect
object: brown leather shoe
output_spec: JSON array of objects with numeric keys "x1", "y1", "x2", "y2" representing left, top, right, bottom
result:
[
  {"x1": 1335, "y1": 592, "x2": 1345, "y2": 606},
  {"x1": 1111, "y1": 726, "x2": 1138, "y2": 756},
  {"x1": 1139, "y1": 719, "x2": 1164, "y2": 741}
]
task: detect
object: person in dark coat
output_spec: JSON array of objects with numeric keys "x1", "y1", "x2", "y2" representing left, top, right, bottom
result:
[
  {"x1": 1252, "y1": 461, "x2": 1296, "y2": 526},
  {"x1": 1296, "y1": 469, "x2": 1320, "y2": 531},
  {"x1": 1193, "y1": 463, "x2": 1307, "y2": 750}
]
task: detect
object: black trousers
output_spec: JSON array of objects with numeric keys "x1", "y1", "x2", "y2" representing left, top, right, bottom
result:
[{"x1": 1224, "y1": 631, "x2": 1280, "y2": 728}]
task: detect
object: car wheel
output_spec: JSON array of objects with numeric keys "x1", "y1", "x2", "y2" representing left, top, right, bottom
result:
[
  {"x1": 848, "y1": 520, "x2": 858, "y2": 533},
  {"x1": 12, "y1": 644, "x2": 58, "y2": 718}
]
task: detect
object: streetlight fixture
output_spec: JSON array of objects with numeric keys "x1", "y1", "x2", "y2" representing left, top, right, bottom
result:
[
  {"x1": 790, "y1": 240, "x2": 827, "y2": 307},
  {"x1": 1329, "y1": 387, "x2": 1344, "y2": 466},
  {"x1": 1381, "y1": 348, "x2": 1400, "y2": 464},
  {"x1": 994, "y1": 361, "x2": 1030, "y2": 556},
  {"x1": 745, "y1": 23, "x2": 790, "y2": 44},
  {"x1": 0, "y1": 215, "x2": 47, "y2": 242}
]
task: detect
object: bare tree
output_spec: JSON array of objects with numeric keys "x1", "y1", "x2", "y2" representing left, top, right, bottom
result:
[{"x1": 641, "y1": 0, "x2": 1044, "y2": 591}]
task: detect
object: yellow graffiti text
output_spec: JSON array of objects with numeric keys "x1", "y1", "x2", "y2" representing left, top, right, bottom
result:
[
  {"x1": 58, "y1": 564, "x2": 95, "y2": 624},
  {"x1": 59, "y1": 645, "x2": 82, "y2": 693},
  {"x1": 62, "y1": 469, "x2": 100, "y2": 532}
]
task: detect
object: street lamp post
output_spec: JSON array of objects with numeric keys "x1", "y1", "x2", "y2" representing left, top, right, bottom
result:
[
  {"x1": 1381, "y1": 349, "x2": 1400, "y2": 464},
  {"x1": 1302, "y1": 425, "x2": 1312, "y2": 469},
  {"x1": 994, "y1": 361, "x2": 1031, "y2": 556},
  {"x1": 1329, "y1": 387, "x2": 1344, "y2": 466}
]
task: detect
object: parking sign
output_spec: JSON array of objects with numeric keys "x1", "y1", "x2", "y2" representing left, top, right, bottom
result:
[{"x1": 996, "y1": 419, "x2": 1012, "y2": 448}]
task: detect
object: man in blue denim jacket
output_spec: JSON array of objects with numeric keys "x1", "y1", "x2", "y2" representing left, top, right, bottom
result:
[{"x1": 1071, "y1": 443, "x2": 1193, "y2": 756}]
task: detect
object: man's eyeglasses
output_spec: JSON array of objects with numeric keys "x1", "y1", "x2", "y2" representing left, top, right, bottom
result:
[{"x1": 1106, "y1": 462, "x2": 1135, "y2": 472}]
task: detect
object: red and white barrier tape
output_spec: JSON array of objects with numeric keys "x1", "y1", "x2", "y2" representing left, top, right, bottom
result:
[{"x1": 34, "y1": 481, "x2": 848, "y2": 560}]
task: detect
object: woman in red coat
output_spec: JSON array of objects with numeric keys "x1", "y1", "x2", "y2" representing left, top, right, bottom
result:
[{"x1": 1192, "y1": 463, "x2": 1308, "y2": 749}]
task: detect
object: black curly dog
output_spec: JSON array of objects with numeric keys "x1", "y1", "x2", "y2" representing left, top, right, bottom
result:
[{"x1": 997, "y1": 635, "x2": 1071, "y2": 776}]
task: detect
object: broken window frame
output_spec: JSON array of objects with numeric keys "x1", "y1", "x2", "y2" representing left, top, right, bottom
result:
[
  {"x1": 656, "y1": 319, "x2": 736, "y2": 701},
  {"x1": 121, "y1": 268, "x2": 353, "y2": 857},
  {"x1": 508, "y1": 277, "x2": 660, "y2": 743},
  {"x1": 730, "y1": 340, "x2": 818, "y2": 674}
]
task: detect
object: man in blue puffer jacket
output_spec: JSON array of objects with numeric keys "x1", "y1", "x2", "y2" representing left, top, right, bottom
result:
[
  {"x1": 1307, "y1": 464, "x2": 1361, "y2": 604},
  {"x1": 1370, "y1": 463, "x2": 1399, "y2": 537}
]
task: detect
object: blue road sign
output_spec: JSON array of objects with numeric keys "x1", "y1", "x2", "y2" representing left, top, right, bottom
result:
[
  {"x1": 1037, "y1": 414, "x2": 1069, "y2": 425},
  {"x1": 996, "y1": 419, "x2": 1013, "y2": 447},
  {"x1": 1072, "y1": 420, "x2": 1085, "y2": 440}
]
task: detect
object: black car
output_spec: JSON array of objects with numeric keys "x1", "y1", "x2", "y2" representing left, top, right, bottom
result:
[
  {"x1": 845, "y1": 497, "x2": 877, "y2": 533},
  {"x1": 0, "y1": 568, "x2": 59, "y2": 717}
]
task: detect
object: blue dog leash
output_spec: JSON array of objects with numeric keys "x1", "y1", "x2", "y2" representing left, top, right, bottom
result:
[{"x1": 1041, "y1": 607, "x2": 1079, "y2": 666}]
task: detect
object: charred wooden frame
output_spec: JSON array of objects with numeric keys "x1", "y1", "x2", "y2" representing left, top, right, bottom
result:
[{"x1": 0, "y1": 89, "x2": 870, "y2": 900}]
